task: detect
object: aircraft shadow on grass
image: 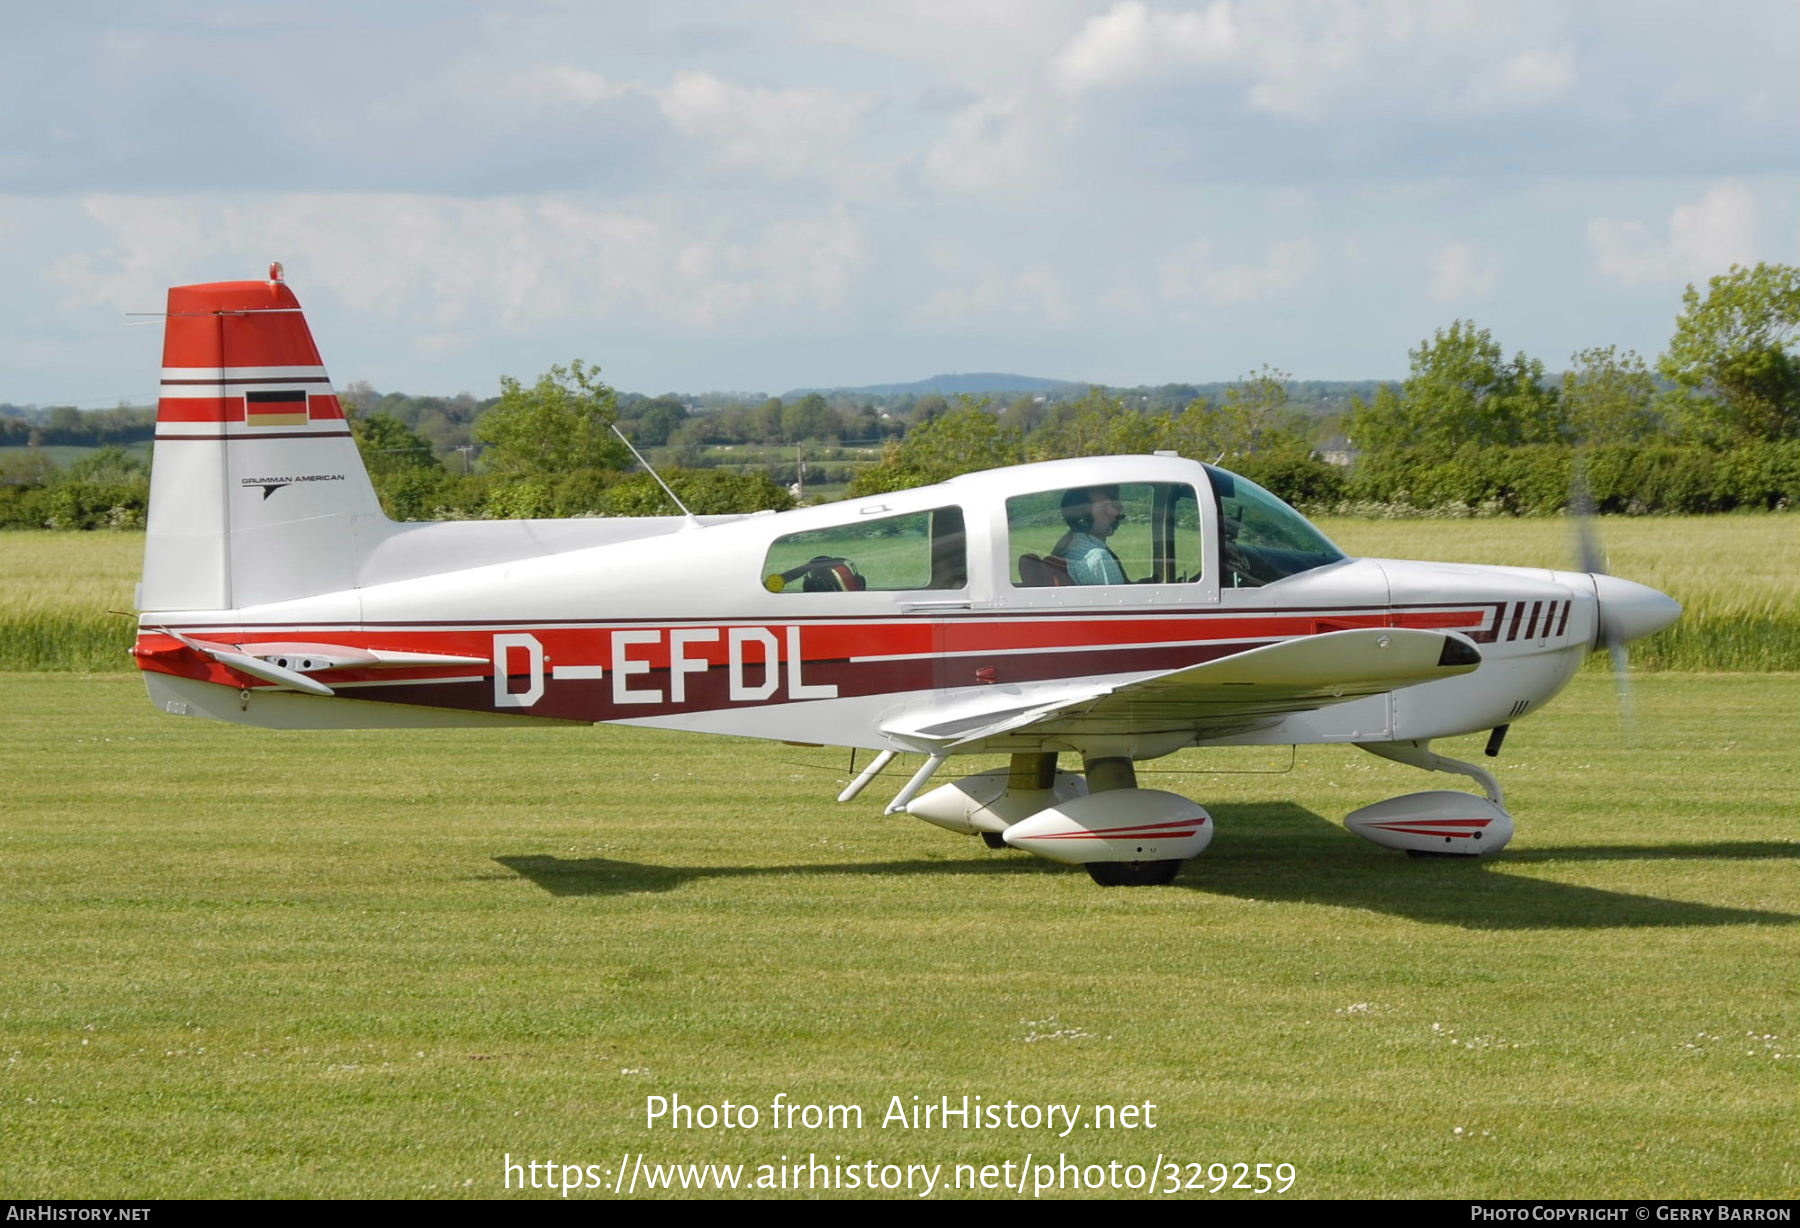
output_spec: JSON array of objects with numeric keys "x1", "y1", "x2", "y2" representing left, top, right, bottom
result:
[
  {"x1": 494, "y1": 851, "x2": 1056, "y2": 898},
  {"x1": 1186, "y1": 803, "x2": 1800, "y2": 930},
  {"x1": 1504, "y1": 841, "x2": 1800, "y2": 863},
  {"x1": 497, "y1": 803, "x2": 1798, "y2": 931}
]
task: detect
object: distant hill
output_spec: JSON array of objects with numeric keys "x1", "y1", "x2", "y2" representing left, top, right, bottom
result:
[{"x1": 784, "y1": 372, "x2": 1086, "y2": 399}]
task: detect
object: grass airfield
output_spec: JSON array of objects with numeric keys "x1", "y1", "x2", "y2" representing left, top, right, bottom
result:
[{"x1": 2, "y1": 670, "x2": 1796, "y2": 1199}]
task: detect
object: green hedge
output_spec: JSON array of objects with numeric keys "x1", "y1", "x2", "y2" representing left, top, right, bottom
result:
[
  {"x1": 1342, "y1": 443, "x2": 1800, "y2": 515},
  {"x1": 8, "y1": 444, "x2": 1795, "y2": 529},
  {"x1": 0, "y1": 481, "x2": 149, "y2": 529},
  {"x1": 0, "y1": 468, "x2": 794, "y2": 528}
]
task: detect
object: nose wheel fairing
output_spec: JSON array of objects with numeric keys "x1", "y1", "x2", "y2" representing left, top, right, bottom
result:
[
  {"x1": 1345, "y1": 740, "x2": 1515, "y2": 857},
  {"x1": 1344, "y1": 789, "x2": 1514, "y2": 857}
]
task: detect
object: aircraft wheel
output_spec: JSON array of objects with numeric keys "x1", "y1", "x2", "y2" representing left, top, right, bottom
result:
[
  {"x1": 980, "y1": 831, "x2": 1009, "y2": 850},
  {"x1": 1084, "y1": 859, "x2": 1184, "y2": 887}
]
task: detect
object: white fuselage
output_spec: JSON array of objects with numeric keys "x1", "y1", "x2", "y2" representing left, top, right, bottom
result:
[{"x1": 139, "y1": 456, "x2": 1614, "y2": 763}]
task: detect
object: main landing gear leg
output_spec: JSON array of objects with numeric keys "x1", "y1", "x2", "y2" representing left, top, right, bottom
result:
[
  {"x1": 981, "y1": 753, "x2": 1058, "y2": 849},
  {"x1": 1080, "y1": 755, "x2": 1183, "y2": 887}
]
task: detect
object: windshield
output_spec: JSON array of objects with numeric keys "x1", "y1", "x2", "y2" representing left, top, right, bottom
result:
[{"x1": 1204, "y1": 465, "x2": 1346, "y2": 588}]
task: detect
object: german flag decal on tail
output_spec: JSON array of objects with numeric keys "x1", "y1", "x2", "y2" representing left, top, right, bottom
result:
[{"x1": 245, "y1": 389, "x2": 310, "y2": 427}]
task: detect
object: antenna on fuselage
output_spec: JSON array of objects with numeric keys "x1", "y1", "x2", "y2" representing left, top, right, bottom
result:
[{"x1": 609, "y1": 422, "x2": 699, "y2": 526}]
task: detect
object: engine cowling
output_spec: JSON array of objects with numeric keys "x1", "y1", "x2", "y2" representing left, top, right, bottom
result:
[
  {"x1": 1002, "y1": 789, "x2": 1213, "y2": 865},
  {"x1": 1343, "y1": 789, "x2": 1514, "y2": 856},
  {"x1": 907, "y1": 767, "x2": 1088, "y2": 834}
]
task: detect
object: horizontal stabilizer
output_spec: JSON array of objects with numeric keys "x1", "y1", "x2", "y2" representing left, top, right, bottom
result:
[
  {"x1": 161, "y1": 630, "x2": 335, "y2": 696},
  {"x1": 148, "y1": 632, "x2": 494, "y2": 696},
  {"x1": 234, "y1": 642, "x2": 491, "y2": 670}
]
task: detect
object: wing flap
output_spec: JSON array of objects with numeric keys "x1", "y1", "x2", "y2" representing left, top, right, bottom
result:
[{"x1": 884, "y1": 628, "x2": 1479, "y2": 750}]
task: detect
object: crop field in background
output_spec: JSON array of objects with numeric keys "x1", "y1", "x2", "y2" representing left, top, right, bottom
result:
[
  {"x1": 2, "y1": 515, "x2": 1796, "y2": 671},
  {"x1": 1, "y1": 672, "x2": 1795, "y2": 1199},
  {"x1": 0, "y1": 443, "x2": 153, "y2": 467},
  {"x1": 0, "y1": 530, "x2": 142, "y2": 671}
]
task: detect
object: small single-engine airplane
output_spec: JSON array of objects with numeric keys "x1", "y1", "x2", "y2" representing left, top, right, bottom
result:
[{"x1": 131, "y1": 268, "x2": 1681, "y2": 885}]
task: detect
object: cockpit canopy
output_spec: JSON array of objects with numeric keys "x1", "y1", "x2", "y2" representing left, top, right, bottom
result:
[{"x1": 759, "y1": 459, "x2": 1346, "y2": 596}]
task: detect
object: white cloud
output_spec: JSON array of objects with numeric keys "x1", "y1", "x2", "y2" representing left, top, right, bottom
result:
[
  {"x1": 1447, "y1": 45, "x2": 1575, "y2": 114},
  {"x1": 782, "y1": 1, "x2": 1093, "y2": 90},
  {"x1": 1051, "y1": 0, "x2": 1237, "y2": 94},
  {"x1": 922, "y1": 95, "x2": 1049, "y2": 192},
  {"x1": 668, "y1": 212, "x2": 869, "y2": 327},
  {"x1": 1158, "y1": 237, "x2": 1317, "y2": 303},
  {"x1": 1048, "y1": 1, "x2": 1577, "y2": 123},
  {"x1": 910, "y1": 251, "x2": 1076, "y2": 327},
  {"x1": 656, "y1": 70, "x2": 866, "y2": 182},
  {"x1": 1588, "y1": 180, "x2": 1760, "y2": 287},
  {"x1": 514, "y1": 65, "x2": 636, "y2": 108},
  {"x1": 43, "y1": 193, "x2": 868, "y2": 335},
  {"x1": 1427, "y1": 242, "x2": 1499, "y2": 302}
]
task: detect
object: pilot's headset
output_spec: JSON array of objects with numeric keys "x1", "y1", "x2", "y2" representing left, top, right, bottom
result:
[{"x1": 1061, "y1": 487, "x2": 1095, "y2": 532}]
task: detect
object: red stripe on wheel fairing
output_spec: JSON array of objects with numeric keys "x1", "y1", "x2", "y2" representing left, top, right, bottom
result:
[
  {"x1": 1366, "y1": 820, "x2": 1492, "y2": 837},
  {"x1": 1027, "y1": 817, "x2": 1208, "y2": 841}
]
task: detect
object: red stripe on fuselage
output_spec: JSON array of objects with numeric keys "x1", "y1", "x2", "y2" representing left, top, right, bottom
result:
[
  {"x1": 131, "y1": 604, "x2": 1504, "y2": 722},
  {"x1": 132, "y1": 630, "x2": 1264, "y2": 722},
  {"x1": 135, "y1": 609, "x2": 1485, "y2": 672}
]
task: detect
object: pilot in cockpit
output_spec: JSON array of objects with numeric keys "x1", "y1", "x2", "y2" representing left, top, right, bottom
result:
[{"x1": 1053, "y1": 486, "x2": 1127, "y2": 585}]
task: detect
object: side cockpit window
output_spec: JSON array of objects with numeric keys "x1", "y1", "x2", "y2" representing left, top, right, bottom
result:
[
  {"x1": 1206, "y1": 465, "x2": 1345, "y2": 588},
  {"x1": 763, "y1": 506, "x2": 967, "y2": 594},
  {"x1": 1008, "y1": 483, "x2": 1202, "y2": 587}
]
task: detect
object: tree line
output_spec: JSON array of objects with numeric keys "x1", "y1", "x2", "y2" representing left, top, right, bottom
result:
[
  {"x1": 3, "y1": 261, "x2": 1797, "y2": 528},
  {"x1": 846, "y1": 261, "x2": 1800, "y2": 514}
]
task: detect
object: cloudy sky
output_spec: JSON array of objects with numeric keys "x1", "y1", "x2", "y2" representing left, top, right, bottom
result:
[{"x1": 3, "y1": 0, "x2": 1796, "y2": 407}]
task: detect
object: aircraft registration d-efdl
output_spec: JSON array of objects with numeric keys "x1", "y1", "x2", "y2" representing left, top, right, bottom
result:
[{"x1": 131, "y1": 268, "x2": 1682, "y2": 886}]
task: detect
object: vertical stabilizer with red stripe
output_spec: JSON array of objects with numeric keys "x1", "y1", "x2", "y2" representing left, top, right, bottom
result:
[{"x1": 142, "y1": 269, "x2": 386, "y2": 612}]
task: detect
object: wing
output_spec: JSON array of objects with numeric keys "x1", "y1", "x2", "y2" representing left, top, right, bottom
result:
[{"x1": 881, "y1": 627, "x2": 1480, "y2": 751}]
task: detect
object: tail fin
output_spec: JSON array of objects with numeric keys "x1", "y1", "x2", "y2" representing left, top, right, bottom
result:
[{"x1": 140, "y1": 265, "x2": 388, "y2": 612}]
